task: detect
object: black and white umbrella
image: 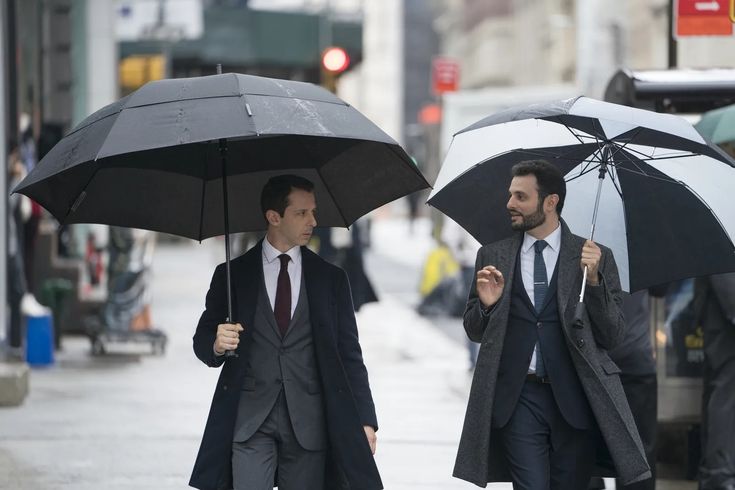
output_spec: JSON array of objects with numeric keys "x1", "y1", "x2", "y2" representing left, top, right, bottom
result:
[{"x1": 428, "y1": 96, "x2": 735, "y2": 293}]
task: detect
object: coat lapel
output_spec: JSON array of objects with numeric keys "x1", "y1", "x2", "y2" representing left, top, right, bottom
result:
[
  {"x1": 232, "y1": 241, "x2": 265, "y2": 355},
  {"x1": 301, "y1": 247, "x2": 333, "y2": 337},
  {"x1": 556, "y1": 221, "x2": 582, "y2": 317},
  {"x1": 495, "y1": 234, "x2": 523, "y2": 314}
]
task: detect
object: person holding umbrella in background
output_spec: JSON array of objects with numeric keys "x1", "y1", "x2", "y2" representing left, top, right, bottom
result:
[
  {"x1": 190, "y1": 175, "x2": 381, "y2": 490},
  {"x1": 453, "y1": 160, "x2": 649, "y2": 489},
  {"x1": 694, "y1": 108, "x2": 735, "y2": 490}
]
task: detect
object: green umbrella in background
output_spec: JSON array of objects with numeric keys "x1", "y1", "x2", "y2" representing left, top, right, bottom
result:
[{"x1": 695, "y1": 104, "x2": 735, "y2": 145}]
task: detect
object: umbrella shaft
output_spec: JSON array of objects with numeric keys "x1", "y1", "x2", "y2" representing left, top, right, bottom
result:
[
  {"x1": 582, "y1": 157, "x2": 609, "y2": 303},
  {"x1": 589, "y1": 160, "x2": 608, "y2": 242},
  {"x1": 219, "y1": 139, "x2": 237, "y2": 361},
  {"x1": 219, "y1": 139, "x2": 233, "y2": 322}
]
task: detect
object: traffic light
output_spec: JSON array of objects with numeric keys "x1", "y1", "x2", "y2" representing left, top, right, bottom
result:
[{"x1": 320, "y1": 47, "x2": 350, "y2": 93}]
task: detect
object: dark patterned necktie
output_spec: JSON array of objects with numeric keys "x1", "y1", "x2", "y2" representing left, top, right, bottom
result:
[
  {"x1": 534, "y1": 240, "x2": 548, "y2": 377},
  {"x1": 274, "y1": 254, "x2": 291, "y2": 337}
]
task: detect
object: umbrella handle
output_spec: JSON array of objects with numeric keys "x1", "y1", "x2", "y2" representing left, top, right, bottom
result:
[{"x1": 572, "y1": 301, "x2": 586, "y2": 330}]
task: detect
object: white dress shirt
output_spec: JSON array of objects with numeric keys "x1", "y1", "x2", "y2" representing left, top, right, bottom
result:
[
  {"x1": 262, "y1": 237, "x2": 302, "y2": 319},
  {"x1": 520, "y1": 223, "x2": 561, "y2": 373}
]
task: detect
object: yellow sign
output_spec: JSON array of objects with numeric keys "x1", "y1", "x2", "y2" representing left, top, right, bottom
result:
[
  {"x1": 731, "y1": 0, "x2": 735, "y2": 22},
  {"x1": 119, "y1": 55, "x2": 166, "y2": 91}
]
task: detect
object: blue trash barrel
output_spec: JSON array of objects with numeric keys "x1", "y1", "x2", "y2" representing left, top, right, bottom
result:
[{"x1": 26, "y1": 314, "x2": 54, "y2": 366}]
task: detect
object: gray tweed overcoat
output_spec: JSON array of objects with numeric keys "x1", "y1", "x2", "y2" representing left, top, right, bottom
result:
[{"x1": 453, "y1": 222, "x2": 651, "y2": 487}]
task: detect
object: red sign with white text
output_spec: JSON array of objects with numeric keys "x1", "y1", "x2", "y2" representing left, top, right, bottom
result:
[
  {"x1": 676, "y1": 0, "x2": 733, "y2": 36},
  {"x1": 432, "y1": 57, "x2": 460, "y2": 95}
]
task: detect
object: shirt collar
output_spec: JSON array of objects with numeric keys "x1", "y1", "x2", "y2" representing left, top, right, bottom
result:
[
  {"x1": 522, "y1": 222, "x2": 561, "y2": 254},
  {"x1": 262, "y1": 236, "x2": 302, "y2": 266}
]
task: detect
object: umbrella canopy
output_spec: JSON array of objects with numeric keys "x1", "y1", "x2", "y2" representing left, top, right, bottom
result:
[
  {"x1": 15, "y1": 73, "x2": 428, "y2": 240},
  {"x1": 695, "y1": 103, "x2": 735, "y2": 145},
  {"x1": 428, "y1": 96, "x2": 735, "y2": 292}
]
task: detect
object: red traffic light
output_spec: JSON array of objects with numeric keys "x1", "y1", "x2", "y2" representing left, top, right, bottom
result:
[{"x1": 322, "y1": 47, "x2": 350, "y2": 73}]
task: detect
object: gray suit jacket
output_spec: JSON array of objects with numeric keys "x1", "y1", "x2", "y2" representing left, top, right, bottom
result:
[
  {"x1": 453, "y1": 221, "x2": 651, "y2": 487},
  {"x1": 232, "y1": 275, "x2": 327, "y2": 450}
]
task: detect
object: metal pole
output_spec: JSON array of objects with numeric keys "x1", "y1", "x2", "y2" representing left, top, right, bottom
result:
[
  {"x1": 0, "y1": 0, "x2": 8, "y2": 348},
  {"x1": 668, "y1": 0, "x2": 677, "y2": 68}
]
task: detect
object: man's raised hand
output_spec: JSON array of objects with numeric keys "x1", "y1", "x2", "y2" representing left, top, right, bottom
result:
[{"x1": 477, "y1": 266, "x2": 505, "y2": 309}]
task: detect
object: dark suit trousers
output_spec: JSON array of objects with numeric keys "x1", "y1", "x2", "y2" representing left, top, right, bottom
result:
[
  {"x1": 500, "y1": 380, "x2": 596, "y2": 490},
  {"x1": 232, "y1": 391, "x2": 326, "y2": 490}
]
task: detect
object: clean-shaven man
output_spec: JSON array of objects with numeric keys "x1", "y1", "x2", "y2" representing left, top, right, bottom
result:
[{"x1": 190, "y1": 175, "x2": 381, "y2": 490}]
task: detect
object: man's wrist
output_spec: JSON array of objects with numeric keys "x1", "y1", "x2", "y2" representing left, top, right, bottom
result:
[
  {"x1": 480, "y1": 302, "x2": 495, "y2": 317},
  {"x1": 587, "y1": 272, "x2": 601, "y2": 287}
]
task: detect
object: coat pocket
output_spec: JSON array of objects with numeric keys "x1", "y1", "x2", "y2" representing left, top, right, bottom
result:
[{"x1": 601, "y1": 359, "x2": 622, "y2": 375}]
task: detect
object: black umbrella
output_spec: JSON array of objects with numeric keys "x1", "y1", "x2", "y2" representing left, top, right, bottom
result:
[
  {"x1": 429, "y1": 96, "x2": 735, "y2": 296},
  {"x1": 15, "y1": 72, "x2": 429, "y2": 355}
]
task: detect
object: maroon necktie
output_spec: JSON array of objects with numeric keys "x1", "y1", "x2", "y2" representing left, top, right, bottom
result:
[{"x1": 274, "y1": 254, "x2": 291, "y2": 337}]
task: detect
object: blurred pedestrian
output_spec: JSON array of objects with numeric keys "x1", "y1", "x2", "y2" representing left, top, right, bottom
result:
[
  {"x1": 190, "y1": 175, "x2": 381, "y2": 490},
  {"x1": 696, "y1": 273, "x2": 735, "y2": 490},
  {"x1": 104, "y1": 227, "x2": 156, "y2": 332},
  {"x1": 312, "y1": 222, "x2": 377, "y2": 312},
  {"x1": 442, "y1": 218, "x2": 481, "y2": 368},
  {"x1": 603, "y1": 288, "x2": 667, "y2": 490},
  {"x1": 19, "y1": 113, "x2": 41, "y2": 292},
  {"x1": 6, "y1": 140, "x2": 29, "y2": 356},
  {"x1": 340, "y1": 220, "x2": 378, "y2": 311},
  {"x1": 453, "y1": 160, "x2": 650, "y2": 489}
]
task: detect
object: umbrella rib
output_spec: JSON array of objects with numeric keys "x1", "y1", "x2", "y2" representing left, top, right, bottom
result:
[
  {"x1": 622, "y1": 148, "x2": 699, "y2": 163},
  {"x1": 605, "y1": 162, "x2": 624, "y2": 198},
  {"x1": 560, "y1": 121, "x2": 589, "y2": 146},
  {"x1": 315, "y1": 168, "x2": 350, "y2": 227},
  {"x1": 613, "y1": 148, "x2": 651, "y2": 179},
  {"x1": 120, "y1": 93, "x2": 349, "y2": 114},
  {"x1": 565, "y1": 162, "x2": 601, "y2": 183},
  {"x1": 62, "y1": 165, "x2": 102, "y2": 223},
  {"x1": 614, "y1": 165, "x2": 682, "y2": 185}
]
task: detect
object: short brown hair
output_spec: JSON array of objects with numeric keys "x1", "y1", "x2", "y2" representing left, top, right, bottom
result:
[{"x1": 260, "y1": 175, "x2": 315, "y2": 220}]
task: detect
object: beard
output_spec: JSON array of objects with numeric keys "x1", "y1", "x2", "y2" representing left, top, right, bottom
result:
[{"x1": 510, "y1": 203, "x2": 546, "y2": 231}]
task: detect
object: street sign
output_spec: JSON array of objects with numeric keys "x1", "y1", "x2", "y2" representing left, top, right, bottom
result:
[
  {"x1": 676, "y1": 0, "x2": 733, "y2": 37},
  {"x1": 432, "y1": 57, "x2": 460, "y2": 96}
]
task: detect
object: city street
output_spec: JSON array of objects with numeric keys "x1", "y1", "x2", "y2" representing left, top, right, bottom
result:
[{"x1": 0, "y1": 216, "x2": 695, "y2": 489}]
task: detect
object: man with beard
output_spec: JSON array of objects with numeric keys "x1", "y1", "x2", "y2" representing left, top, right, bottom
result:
[{"x1": 453, "y1": 160, "x2": 650, "y2": 489}]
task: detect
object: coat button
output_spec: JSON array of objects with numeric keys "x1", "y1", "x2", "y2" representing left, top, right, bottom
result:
[
  {"x1": 577, "y1": 338, "x2": 585, "y2": 348},
  {"x1": 275, "y1": 379, "x2": 282, "y2": 385},
  {"x1": 537, "y1": 322, "x2": 542, "y2": 328},
  {"x1": 222, "y1": 385, "x2": 228, "y2": 391}
]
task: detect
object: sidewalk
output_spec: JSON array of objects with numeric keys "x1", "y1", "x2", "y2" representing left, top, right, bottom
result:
[
  {"x1": 0, "y1": 236, "x2": 479, "y2": 489},
  {"x1": 0, "y1": 217, "x2": 695, "y2": 489}
]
